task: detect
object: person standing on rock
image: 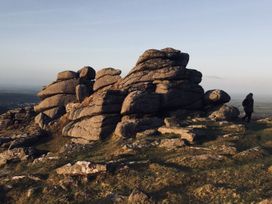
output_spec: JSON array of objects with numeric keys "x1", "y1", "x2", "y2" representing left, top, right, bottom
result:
[{"x1": 242, "y1": 93, "x2": 254, "y2": 123}]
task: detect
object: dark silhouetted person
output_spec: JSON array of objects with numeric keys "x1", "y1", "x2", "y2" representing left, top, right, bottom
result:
[{"x1": 242, "y1": 93, "x2": 254, "y2": 123}]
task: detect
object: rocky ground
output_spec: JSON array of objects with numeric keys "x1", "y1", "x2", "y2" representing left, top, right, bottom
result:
[
  {"x1": 1, "y1": 48, "x2": 272, "y2": 203},
  {"x1": 0, "y1": 106, "x2": 272, "y2": 204}
]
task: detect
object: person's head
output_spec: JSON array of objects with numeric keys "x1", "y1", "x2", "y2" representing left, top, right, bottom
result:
[{"x1": 247, "y1": 93, "x2": 253, "y2": 99}]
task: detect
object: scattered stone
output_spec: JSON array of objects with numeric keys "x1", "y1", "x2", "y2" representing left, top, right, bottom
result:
[
  {"x1": 268, "y1": 166, "x2": 272, "y2": 174},
  {"x1": 0, "y1": 148, "x2": 28, "y2": 167},
  {"x1": 135, "y1": 129, "x2": 158, "y2": 138},
  {"x1": 56, "y1": 161, "x2": 107, "y2": 176},
  {"x1": 71, "y1": 138, "x2": 92, "y2": 145},
  {"x1": 257, "y1": 118, "x2": 272, "y2": 125},
  {"x1": 159, "y1": 138, "x2": 186, "y2": 149},
  {"x1": 259, "y1": 199, "x2": 272, "y2": 204},
  {"x1": 158, "y1": 126, "x2": 205, "y2": 144},
  {"x1": 210, "y1": 144, "x2": 237, "y2": 155},
  {"x1": 0, "y1": 106, "x2": 35, "y2": 129},
  {"x1": 128, "y1": 189, "x2": 153, "y2": 204},
  {"x1": 2, "y1": 129, "x2": 46, "y2": 149},
  {"x1": 193, "y1": 184, "x2": 240, "y2": 202},
  {"x1": 164, "y1": 117, "x2": 181, "y2": 127},
  {"x1": 233, "y1": 147, "x2": 267, "y2": 161}
]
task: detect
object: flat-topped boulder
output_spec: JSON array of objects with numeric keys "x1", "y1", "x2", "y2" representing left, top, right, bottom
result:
[
  {"x1": 93, "y1": 68, "x2": 121, "y2": 92},
  {"x1": 37, "y1": 78, "x2": 79, "y2": 99},
  {"x1": 34, "y1": 94, "x2": 76, "y2": 113},
  {"x1": 96, "y1": 67, "x2": 122, "y2": 79},
  {"x1": 135, "y1": 48, "x2": 189, "y2": 67},
  {"x1": 57, "y1": 70, "x2": 78, "y2": 81},
  {"x1": 158, "y1": 126, "x2": 206, "y2": 144}
]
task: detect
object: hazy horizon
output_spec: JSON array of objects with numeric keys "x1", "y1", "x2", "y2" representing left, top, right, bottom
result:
[{"x1": 0, "y1": 0, "x2": 272, "y2": 96}]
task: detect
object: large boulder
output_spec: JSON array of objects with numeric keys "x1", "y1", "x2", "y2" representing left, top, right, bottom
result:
[
  {"x1": 204, "y1": 89, "x2": 231, "y2": 105},
  {"x1": 135, "y1": 48, "x2": 189, "y2": 67},
  {"x1": 34, "y1": 94, "x2": 76, "y2": 113},
  {"x1": 63, "y1": 114, "x2": 120, "y2": 140},
  {"x1": 67, "y1": 90, "x2": 125, "y2": 121},
  {"x1": 78, "y1": 66, "x2": 96, "y2": 81},
  {"x1": 121, "y1": 91, "x2": 160, "y2": 115},
  {"x1": 159, "y1": 84, "x2": 204, "y2": 110},
  {"x1": 118, "y1": 48, "x2": 200, "y2": 92},
  {"x1": 209, "y1": 105, "x2": 240, "y2": 121},
  {"x1": 93, "y1": 75, "x2": 121, "y2": 91},
  {"x1": 63, "y1": 90, "x2": 126, "y2": 141}
]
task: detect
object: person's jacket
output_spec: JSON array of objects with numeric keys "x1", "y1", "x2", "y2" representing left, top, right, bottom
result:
[{"x1": 242, "y1": 97, "x2": 254, "y2": 113}]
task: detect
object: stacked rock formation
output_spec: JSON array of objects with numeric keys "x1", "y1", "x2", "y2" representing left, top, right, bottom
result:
[
  {"x1": 34, "y1": 66, "x2": 95, "y2": 127},
  {"x1": 61, "y1": 67, "x2": 125, "y2": 141},
  {"x1": 34, "y1": 47, "x2": 239, "y2": 141},
  {"x1": 61, "y1": 48, "x2": 204, "y2": 141}
]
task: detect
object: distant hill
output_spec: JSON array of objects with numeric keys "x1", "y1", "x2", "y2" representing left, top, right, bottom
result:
[{"x1": 0, "y1": 92, "x2": 39, "y2": 114}]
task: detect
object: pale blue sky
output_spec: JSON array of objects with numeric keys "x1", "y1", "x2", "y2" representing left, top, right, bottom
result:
[{"x1": 0, "y1": 0, "x2": 272, "y2": 95}]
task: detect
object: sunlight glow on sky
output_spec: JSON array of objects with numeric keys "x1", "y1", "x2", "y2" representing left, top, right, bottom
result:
[{"x1": 0, "y1": 0, "x2": 272, "y2": 95}]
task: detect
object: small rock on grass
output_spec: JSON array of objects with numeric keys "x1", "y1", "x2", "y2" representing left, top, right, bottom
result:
[{"x1": 56, "y1": 161, "x2": 107, "y2": 176}]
